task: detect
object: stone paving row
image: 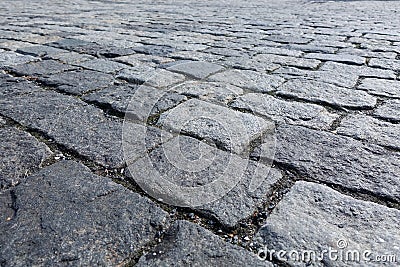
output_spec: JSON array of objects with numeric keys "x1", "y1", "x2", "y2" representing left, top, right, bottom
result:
[{"x1": 0, "y1": 0, "x2": 400, "y2": 266}]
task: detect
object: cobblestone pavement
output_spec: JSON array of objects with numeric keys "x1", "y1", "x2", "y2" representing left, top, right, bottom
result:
[{"x1": 1, "y1": 0, "x2": 400, "y2": 266}]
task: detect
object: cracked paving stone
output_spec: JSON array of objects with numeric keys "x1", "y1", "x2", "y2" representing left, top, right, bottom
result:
[
  {"x1": 208, "y1": 69, "x2": 285, "y2": 93},
  {"x1": 0, "y1": 90, "x2": 170, "y2": 168},
  {"x1": 0, "y1": 77, "x2": 42, "y2": 97},
  {"x1": 358, "y1": 78, "x2": 400, "y2": 99},
  {"x1": 337, "y1": 115, "x2": 400, "y2": 150},
  {"x1": 368, "y1": 58, "x2": 400, "y2": 71},
  {"x1": 0, "y1": 127, "x2": 52, "y2": 190},
  {"x1": 166, "y1": 61, "x2": 224, "y2": 79},
  {"x1": 6, "y1": 60, "x2": 76, "y2": 77},
  {"x1": 83, "y1": 84, "x2": 187, "y2": 116},
  {"x1": 16, "y1": 45, "x2": 67, "y2": 58},
  {"x1": 319, "y1": 61, "x2": 396, "y2": 79},
  {"x1": 231, "y1": 93, "x2": 338, "y2": 130},
  {"x1": 0, "y1": 160, "x2": 168, "y2": 266},
  {"x1": 39, "y1": 69, "x2": 115, "y2": 95},
  {"x1": 132, "y1": 44, "x2": 176, "y2": 56},
  {"x1": 0, "y1": 51, "x2": 39, "y2": 68},
  {"x1": 255, "y1": 181, "x2": 400, "y2": 267},
  {"x1": 271, "y1": 125, "x2": 400, "y2": 203},
  {"x1": 221, "y1": 56, "x2": 281, "y2": 72},
  {"x1": 277, "y1": 79, "x2": 377, "y2": 109},
  {"x1": 47, "y1": 38, "x2": 102, "y2": 54},
  {"x1": 374, "y1": 99, "x2": 400, "y2": 122},
  {"x1": 158, "y1": 99, "x2": 274, "y2": 155},
  {"x1": 254, "y1": 54, "x2": 321, "y2": 69},
  {"x1": 136, "y1": 220, "x2": 270, "y2": 267},
  {"x1": 168, "y1": 50, "x2": 223, "y2": 62},
  {"x1": 283, "y1": 44, "x2": 338, "y2": 54},
  {"x1": 127, "y1": 135, "x2": 280, "y2": 227},
  {"x1": 171, "y1": 81, "x2": 243, "y2": 104},
  {"x1": 304, "y1": 53, "x2": 365, "y2": 65},
  {"x1": 75, "y1": 58, "x2": 128, "y2": 74}
]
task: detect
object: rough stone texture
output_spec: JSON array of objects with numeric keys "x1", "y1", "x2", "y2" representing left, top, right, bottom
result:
[
  {"x1": 0, "y1": 127, "x2": 52, "y2": 189},
  {"x1": 254, "y1": 53, "x2": 321, "y2": 69},
  {"x1": 144, "y1": 69, "x2": 186, "y2": 88},
  {"x1": 16, "y1": 45, "x2": 67, "y2": 58},
  {"x1": 231, "y1": 93, "x2": 338, "y2": 130},
  {"x1": 0, "y1": 76, "x2": 43, "y2": 97},
  {"x1": 75, "y1": 58, "x2": 128, "y2": 74},
  {"x1": 0, "y1": 90, "x2": 168, "y2": 168},
  {"x1": 172, "y1": 81, "x2": 243, "y2": 104},
  {"x1": 374, "y1": 99, "x2": 400, "y2": 122},
  {"x1": 304, "y1": 53, "x2": 365, "y2": 65},
  {"x1": 128, "y1": 135, "x2": 280, "y2": 227},
  {"x1": 256, "y1": 181, "x2": 400, "y2": 266},
  {"x1": 137, "y1": 220, "x2": 270, "y2": 267},
  {"x1": 158, "y1": 99, "x2": 274, "y2": 155},
  {"x1": 337, "y1": 115, "x2": 400, "y2": 150},
  {"x1": 277, "y1": 79, "x2": 377, "y2": 109},
  {"x1": 358, "y1": 78, "x2": 400, "y2": 98},
  {"x1": 319, "y1": 61, "x2": 396, "y2": 79},
  {"x1": 166, "y1": 61, "x2": 224, "y2": 79},
  {"x1": 0, "y1": 160, "x2": 168, "y2": 266},
  {"x1": 83, "y1": 84, "x2": 187, "y2": 116},
  {"x1": 209, "y1": 69, "x2": 285, "y2": 93},
  {"x1": 272, "y1": 125, "x2": 400, "y2": 202},
  {"x1": 0, "y1": 51, "x2": 39, "y2": 68},
  {"x1": 49, "y1": 51, "x2": 95, "y2": 64},
  {"x1": 6, "y1": 60, "x2": 75, "y2": 77},
  {"x1": 369, "y1": 57, "x2": 400, "y2": 71},
  {"x1": 39, "y1": 69, "x2": 115, "y2": 95}
]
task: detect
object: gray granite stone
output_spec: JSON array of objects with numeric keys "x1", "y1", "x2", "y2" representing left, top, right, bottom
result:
[
  {"x1": 272, "y1": 125, "x2": 400, "y2": 202},
  {"x1": 254, "y1": 54, "x2": 321, "y2": 69},
  {"x1": 209, "y1": 69, "x2": 285, "y2": 93},
  {"x1": 0, "y1": 127, "x2": 52, "y2": 189},
  {"x1": 137, "y1": 220, "x2": 270, "y2": 267},
  {"x1": 231, "y1": 93, "x2": 338, "y2": 130},
  {"x1": 277, "y1": 79, "x2": 377, "y2": 109},
  {"x1": 127, "y1": 135, "x2": 280, "y2": 227},
  {"x1": 171, "y1": 81, "x2": 243, "y2": 104},
  {"x1": 304, "y1": 53, "x2": 365, "y2": 65},
  {"x1": 6, "y1": 60, "x2": 75, "y2": 77},
  {"x1": 40, "y1": 69, "x2": 115, "y2": 95},
  {"x1": 158, "y1": 99, "x2": 274, "y2": 155},
  {"x1": 368, "y1": 58, "x2": 400, "y2": 71},
  {"x1": 256, "y1": 181, "x2": 400, "y2": 266},
  {"x1": 337, "y1": 115, "x2": 400, "y2": 150},
  {"x1": 0, "y1": 51, "x2": 39, "y2": 68},
  {"x1": 0, "y1": 160, "x2": 168, "y2": 266},
  {"x1": 320, "y1": 61, "x2": 396, "y2": 79},
  {"x1": 358, "y1": 78, "x2": 400, "y2": 98},
  {"x1": 374, "y1": 99, "x2": 400, "y2": 122},
  {"x1": 16, "y1": 45, "x2": 67, "y2": 57},
  {"x1": 167, "y1": 61, "x2": 224, "y2": 79},
  {"x1": 76, "y1": 58, "x2": 128, "y2": 74}
]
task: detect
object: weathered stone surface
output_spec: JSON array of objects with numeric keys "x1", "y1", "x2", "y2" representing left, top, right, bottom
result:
[
  {"x1": 171, "y1": 81, "x2": 243, "y2": 104},
  {"x1": 83, "y1": 84, "x2": 187, "y2": 116},
  {"x1": 40, "y1": 69, "x2": 115, "y2": 95},
  {"x1": 369, "y1": 58, "x2": 400, "y2": 71},
  {"x1": 0, "y1": 160, "x2": 168, "y2": 266},
  {"x1": 231, "y1": 93, "x2": 338, "y2": 130},
  {"x1": 277, "y1": 79, "x2": 377, "y2": 109},
  {"x1": 158, "y1": 99, "x2": 274, "y2": 154},
  {"x1": 358, "y1": 78, "x2": 400, "y2": 98},
  {"x1": 50, "y1": 51, "x2": 95, "y2": 64},
  {"x1": 116, "y1": 65, "x2": 156, "y2": 84},
  {"x1": 137, "y1": 220, "x2": 270, "y2": 267},
  {"x1": 144, "y1": 69, "x2": 186, "y2": 88},
  {"x1": 221, "y1": 56, "x2": 281, "y2": 72},
  {"x1": 272, "y1": 125, "x2": 400, "y2": 202},
  {"x1": 16, "y1": 45, "x2": 67, "y2": 57},
  {"x1": 209, "y1": 69, "x2": 285, "y2": 93},
  {"x1": 0, "y1": 51, "x2": 38, "y2": 67},
  {"x1": 0, "y1": 90, "x2": 168, "y2": 168},
  {"x1": 256, "y1": 181, "x2": 400, "y2": 266},
  {"x1": 320, "y1": 61, "x2": 396, "y2": 79},
  {"x1": 128, "y1": 135, "x2": 280, "y2": 227},
  {"x1": 337, "y1": 115, "x2": 400, "y2": 150},
  {"x1": 374, "y1": 99, "x2": 400, "y2": 122},
  {"x1": 76, "y1": 58, "x2": 128, "y2": 74},
  {"x1": 254, "y1": 54, "x2": 321, "y2": 69},
  {"x1": 0, "y1": 77, "x2": 42, "y2": 97},
  {"x1": 304, "y1": 52, "x2": 365, "y2": 65},
  {"x1": 6, "y1": 60, "x2": 74, "y2": 77},
  {"x1": 167, "y1": 61, "x2": 224, "y2": 79},
  {"x1": 0, "y1": 127, "x2": 52, "y2": 189}
]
